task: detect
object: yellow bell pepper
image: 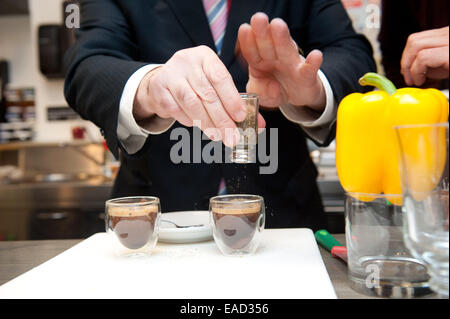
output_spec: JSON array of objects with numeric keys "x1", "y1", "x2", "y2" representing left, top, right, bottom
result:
[{"x1": 336, "y1": 73, "x2": 449, "y2": 204}]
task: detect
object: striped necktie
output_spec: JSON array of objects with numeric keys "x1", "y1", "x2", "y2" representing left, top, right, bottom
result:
[
  {"x1": 203, "y1": 0, "x2": 229, "y2": 195},
  {"x1": 203, "y1": 0, "x2": 228, "y2": 55}
]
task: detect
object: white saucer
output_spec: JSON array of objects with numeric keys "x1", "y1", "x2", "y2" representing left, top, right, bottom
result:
[{"x1": 158, "y1": 211, "x2": 213, "y2": 244}]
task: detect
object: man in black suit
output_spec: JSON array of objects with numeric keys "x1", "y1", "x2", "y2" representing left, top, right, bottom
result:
[{"x1": 64, "y1": 0, "x2": 376, "y2": 230}]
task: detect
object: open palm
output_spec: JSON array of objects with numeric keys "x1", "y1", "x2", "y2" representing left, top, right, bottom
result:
[{"x1": 238, "y1": 13, "x2": 326, "y2": 111}]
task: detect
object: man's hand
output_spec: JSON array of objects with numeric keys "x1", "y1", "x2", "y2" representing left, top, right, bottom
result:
[
  {"x1": 401, "y1": 26, "x2": 449, "y2": 87},
  {"x1": 238, "y1": 13, "x2": 326, "y2": 111},
  {"x1": 133, "y1": 46, "x2": 266, "y2": 147}
]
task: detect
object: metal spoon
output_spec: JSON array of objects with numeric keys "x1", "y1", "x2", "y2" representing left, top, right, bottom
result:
[{"x1": 161, "y1": 219, "x2": 204, "y2": 228}]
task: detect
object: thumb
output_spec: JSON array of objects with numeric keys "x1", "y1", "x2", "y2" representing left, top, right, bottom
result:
[{"x1": 300, "y1": 49, "x2": 323, "y2": 83}]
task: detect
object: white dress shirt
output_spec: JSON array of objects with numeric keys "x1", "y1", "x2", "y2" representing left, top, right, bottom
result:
[{"x1": 117, "y1": 64, "x2": 337, "y2": 154}]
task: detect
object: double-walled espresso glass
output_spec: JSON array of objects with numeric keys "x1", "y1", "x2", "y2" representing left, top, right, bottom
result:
[
  {"x1": 210, "y1": 195, "x2": 265, "y2": 256},
  {"x1": 105, "y1": 196, "x2": 161, "y2": 257}
]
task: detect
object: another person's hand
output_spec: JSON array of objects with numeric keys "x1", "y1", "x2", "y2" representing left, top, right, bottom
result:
[
  {"x1": 238, "y1": 13, "x2": 326, "y2": 111},
  {"x1": 133, "y1": 46, "x2": 266, "y2": 147},
  {"x1": 401, "y1": 26, "x2": 449, "y2": 87}
]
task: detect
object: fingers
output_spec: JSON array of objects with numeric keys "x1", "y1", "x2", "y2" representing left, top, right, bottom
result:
[
  {"x1": 250, "y1": 12, "x2": 277, "y2": 61},
  {"x1": 168, "y1": 79, "x2": 217, "y2": 136},
  {"x1": 401, "y1": 27, "x2": 449, "y2": 85},
  {"x1": 141, "y1": 70, "x2": 193, "y2": 127},
  {"x1": 238, "y1": 23, "x2": 262, "y2": 66},
  {"x1": 409, "y1": 46, "x2": 450, "y2": 86},
  {"x1": 270, "y1": 18, "x2": 300, "y2": 66},
  {"x1": 240, "y1": 14, "x2": 300, "y2": 68},
  {"x1": 201, "y1": 52, "x2": 248, "y2": 146},
  {"x1": 159, "y1": 46, "x2": 246, "y2": 147},
  {"x1": 168, "y1": 79, "x2": 240, "y2": 147},
  {"x1": 155, "y1": 89, "x2": 193, "y2": 128},
  {"x1": 202, "y1": 53, "x2": 247, "y2": 123},
  {"x1": 239, "y1": 13, "x2": 325, "y2": 108},
  {"x1": 188, "y1": 66, "x2": 240, "y2": 146}
]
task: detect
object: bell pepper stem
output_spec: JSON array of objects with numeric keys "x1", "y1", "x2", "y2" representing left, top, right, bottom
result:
[{"x1": 359, "y1": 72, "x2": 397, "y2": 96}]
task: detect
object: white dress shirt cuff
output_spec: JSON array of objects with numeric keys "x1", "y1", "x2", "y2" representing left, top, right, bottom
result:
[
  {"x1": 117, "y1": 64, "x2": 176, "y2": 154},
  {"x1": 279, "y1": 69, "x2": 337, "y2": 144}
]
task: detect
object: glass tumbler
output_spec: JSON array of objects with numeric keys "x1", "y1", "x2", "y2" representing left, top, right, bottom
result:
[
  {"x1": 105, "y1": 196, "x2": 161, "y2": 257},
  {"x1": 210, "y1": 194, "x2": 265, "y2": 256},
  {"x1": 345, "y1": 193, "x2": 432, "y2": 298},
  {"x1": 395, "y1": 123, "x2": 449, "y2": 298},
  {"x1": 230, "y1": 93, "x2": 259, "y2": 163}
]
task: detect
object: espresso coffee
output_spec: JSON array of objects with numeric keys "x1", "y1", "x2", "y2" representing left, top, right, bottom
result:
[
  {"x1": 109, "y1": 204, "x2": 158, "y2": 250},
  {"x1": 212, "y1": 203, "x2": 261, "y2": 250}
]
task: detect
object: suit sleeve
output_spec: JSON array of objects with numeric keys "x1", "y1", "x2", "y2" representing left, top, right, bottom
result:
[
  {"x1": 298, "y1": 0, "x2": 377, "y2": 147},
  {"x1": 64, "y1": 0, "x2": 148, "y2": 158}
]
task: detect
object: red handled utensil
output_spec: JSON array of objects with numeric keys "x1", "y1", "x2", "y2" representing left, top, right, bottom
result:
[{"x1": 314, "y1": 229, "x2": 347, "y2": 263}]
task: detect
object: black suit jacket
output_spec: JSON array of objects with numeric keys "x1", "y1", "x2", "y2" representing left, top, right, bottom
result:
[{"x1": 64, "y1": 0, "x2": 376, "y2": 230}]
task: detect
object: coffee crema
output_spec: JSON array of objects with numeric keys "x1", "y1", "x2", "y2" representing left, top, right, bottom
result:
[
  {"x1": 109, "y1": 205, "x2": 158, "y2": 250},
  {"x1": 212, "y1": 203, "x2": 261, "y2": 250}
]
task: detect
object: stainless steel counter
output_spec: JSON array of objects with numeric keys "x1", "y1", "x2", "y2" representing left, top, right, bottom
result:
[{"x1": 0, "y1": 177, "x2": 112, "y2": 240}]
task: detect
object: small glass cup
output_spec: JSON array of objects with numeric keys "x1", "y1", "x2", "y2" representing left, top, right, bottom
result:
[
  {"x1": 105, "y1": 196, "x2": 161, "y2": 257},
  {"x1": 395, "y1": 123, "x2": 449, "y2": 298},
  {"x1": 210, "y1": 194, "x2": 265, "y2": 256},
  {"x1": 345, "y1": 193, "x2": 432, "y2": 298},
  {"x1": 230, "y1": 93, "x2": 259, "y2": 163}
]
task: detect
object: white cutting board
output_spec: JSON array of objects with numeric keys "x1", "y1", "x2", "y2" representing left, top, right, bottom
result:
[{"x1": 0, "y1": 229, "x2": 336, "y2": 299}]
